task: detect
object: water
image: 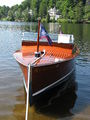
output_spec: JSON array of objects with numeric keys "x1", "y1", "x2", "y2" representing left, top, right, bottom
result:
[{"x1": 0, "y1": 21, "x2": 90, "y2": 120}]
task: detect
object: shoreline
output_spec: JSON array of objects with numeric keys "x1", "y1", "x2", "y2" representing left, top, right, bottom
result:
[{"x1": 0, "y1": 19, "x2": 90, "y2": 24}]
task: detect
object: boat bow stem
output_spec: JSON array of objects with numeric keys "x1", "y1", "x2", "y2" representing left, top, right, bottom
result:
[{"x1": 25, "y1": 50, "x2": 45, "y2": 120}]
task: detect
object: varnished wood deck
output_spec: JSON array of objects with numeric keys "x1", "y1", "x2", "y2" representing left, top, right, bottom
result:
[
  {"x1": 14, "y1": 41, "x2": 78, "y2": 67},
  {"x1": 13, "y1": 41, "x2": 79, "y2": 96}
]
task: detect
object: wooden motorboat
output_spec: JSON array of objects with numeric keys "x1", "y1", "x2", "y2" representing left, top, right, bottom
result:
[{"x1": 13, "y1": 20, "x2": 79, "y2": 106}]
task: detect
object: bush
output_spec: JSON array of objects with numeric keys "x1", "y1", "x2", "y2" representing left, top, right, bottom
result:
[
  {"x1": 57, "y1": 18, "x2": 68, "y2": 23},
  {"x1": 41, "y1": 18, "x2": 47, "y2": 23}
]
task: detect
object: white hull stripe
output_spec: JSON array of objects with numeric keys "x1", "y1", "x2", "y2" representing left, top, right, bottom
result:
[{"x1": 32, "y1": 68, "x2": 74, "y2": 96}]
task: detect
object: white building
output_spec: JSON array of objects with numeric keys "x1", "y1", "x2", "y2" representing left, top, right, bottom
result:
[
  {"x1": 29, "y1": 9, "x2": 33, "y2": 16},
  {"x1": 48, "y1": 7, "x2": 61, "y2": 20}
]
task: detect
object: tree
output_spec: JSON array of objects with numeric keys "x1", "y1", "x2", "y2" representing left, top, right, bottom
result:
[
  {"x1": 46, "y1": 13, "x2": 50, "y2": 23},
  {"x1": 84, "y1": 1, "x2": 90, "y2": 20},
  {"x1": 14, "y1": 8, "x2": 22, "y2": 21},
  {"x1": 0, "y1": 6, "x2": 9, "y2": 19},
  {"x1": 31, "y1": 0, "x2": 41, "y2": 21},
  {"x1": 39, "y1": 0, "x2": 47, "y2": 18},
  {"x1": 74, "y1": 1, "x2": 84, "y2": 22},
  {"x1": 22, "y1": 8, "x2": 31, "y2": 22},
  {"x1": 49, "y1": 0, "x2": 56, "y2": 8},
  {"x1": 8, "y1": 10, "x2": 15, "y2": 21},
  {"x1": 56, "y1": 0, "x2": 62, "y2": 9},
  {"x1": 68, "y1": 6, "x2": 74, "y2": 19},
  {"x1": 0, "y1": 0, "x2": 88, "y2": 23}
]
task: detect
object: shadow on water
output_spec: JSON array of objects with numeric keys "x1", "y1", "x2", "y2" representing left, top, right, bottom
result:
[{"x1": 32, "y1": 71, "x2": 78, "y2": 118}]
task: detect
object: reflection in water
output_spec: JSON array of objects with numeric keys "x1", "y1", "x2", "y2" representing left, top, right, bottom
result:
[
  {"x1": 13, "y1": 89, "x2": 26, "y2": 120},
  {"x1": 13, "y1": 71, "x2": 77, "y2": 120},
  {"x1": 34, "y1": 71, "x2": 77, "y2": 118}
]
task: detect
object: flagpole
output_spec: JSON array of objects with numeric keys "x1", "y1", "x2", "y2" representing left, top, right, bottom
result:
[{"x1": 37, "y1": 18, "x2": 41, "y2": 52}]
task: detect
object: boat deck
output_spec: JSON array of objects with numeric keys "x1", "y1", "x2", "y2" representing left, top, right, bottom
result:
[{"x1": 14, "y1": 41, "x2": 75, "y2": 66}]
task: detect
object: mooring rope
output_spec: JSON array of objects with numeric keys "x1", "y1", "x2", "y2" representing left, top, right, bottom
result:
[
  {"x1": 25, "y1": 64, "x2": 31, "y2": 120},
  {"x1": 25, "y1": 50, "x2": 45, "y2": 120}
]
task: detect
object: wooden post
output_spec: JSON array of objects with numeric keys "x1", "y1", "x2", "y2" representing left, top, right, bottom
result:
[{"x1": 37, "y1": 18, "x2": 41, "y2": 52}]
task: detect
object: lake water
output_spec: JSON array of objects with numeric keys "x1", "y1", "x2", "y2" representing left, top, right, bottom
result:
[{"x1": 0, "y1": 21, "x2": 90, "y2": 120}]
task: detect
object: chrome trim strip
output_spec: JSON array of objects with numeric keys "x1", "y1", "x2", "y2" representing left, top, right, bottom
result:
[{"x1": 32, "y1": 68, "x2": 74, "y2": 96}]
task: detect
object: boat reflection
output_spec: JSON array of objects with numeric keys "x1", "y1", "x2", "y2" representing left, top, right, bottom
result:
[{"x1": 33, "y1": 71, "x2": 78, "y2": 118}]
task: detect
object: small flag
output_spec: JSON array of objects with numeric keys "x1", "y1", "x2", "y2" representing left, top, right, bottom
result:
[{"x1": 40, "y1": 24, "x2": 52, "y2": 45}]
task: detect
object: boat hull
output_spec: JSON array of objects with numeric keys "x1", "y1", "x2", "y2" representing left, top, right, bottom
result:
[
  {"x1": 19, "y1": 58, "x2": 75, "y2": 97},
  {"x1": 14, "y1": 41, "x2": 79, "y2": 105}
]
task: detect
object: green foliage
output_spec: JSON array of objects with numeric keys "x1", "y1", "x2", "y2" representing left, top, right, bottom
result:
[
  {"x1": 68, "y1": 7, "x2": 75, "y2": 19},
  {"x1": 31, "y1": 0, "x2": 41, "y2": 21},
  {"x1": 41, "y1": 18, "x2": 47, "y2": 23},
  {"x1": 84, "y1": 4, "x2": 90, "y2": 20},
  {"x1": 0, "y1": 6, "x2": 9, "y2": 19},
  {"x1": 57, "y1": 18, "x2": 68, "y2": 23},
  {"x1": 14, "y1": 8, "x2": 22, "y2": 21},
  {"x1": 46, "y1": 13, "x2": 50, "y2": 23},
  {"x1": 74, "y1": 1, "x2": 84, "y2": 22},
  {"x1": 49, "y1": 0, "x2": 56, "y2": 8},
  {"x1": 22, "y1": 8, "x2": 31, "y2": 22},
  {"x1": 52, "y1": 17, "x2": 55, "y2": 23},
  {"x1": 8, "y1": 10, "x2": 15, "y2": 21},
  {"x1": 0, "y1": 0, "x2": 89, "y2": 23},
  {"x1": 39, "y1": 0, "x2": 47, "y2": 18}
]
